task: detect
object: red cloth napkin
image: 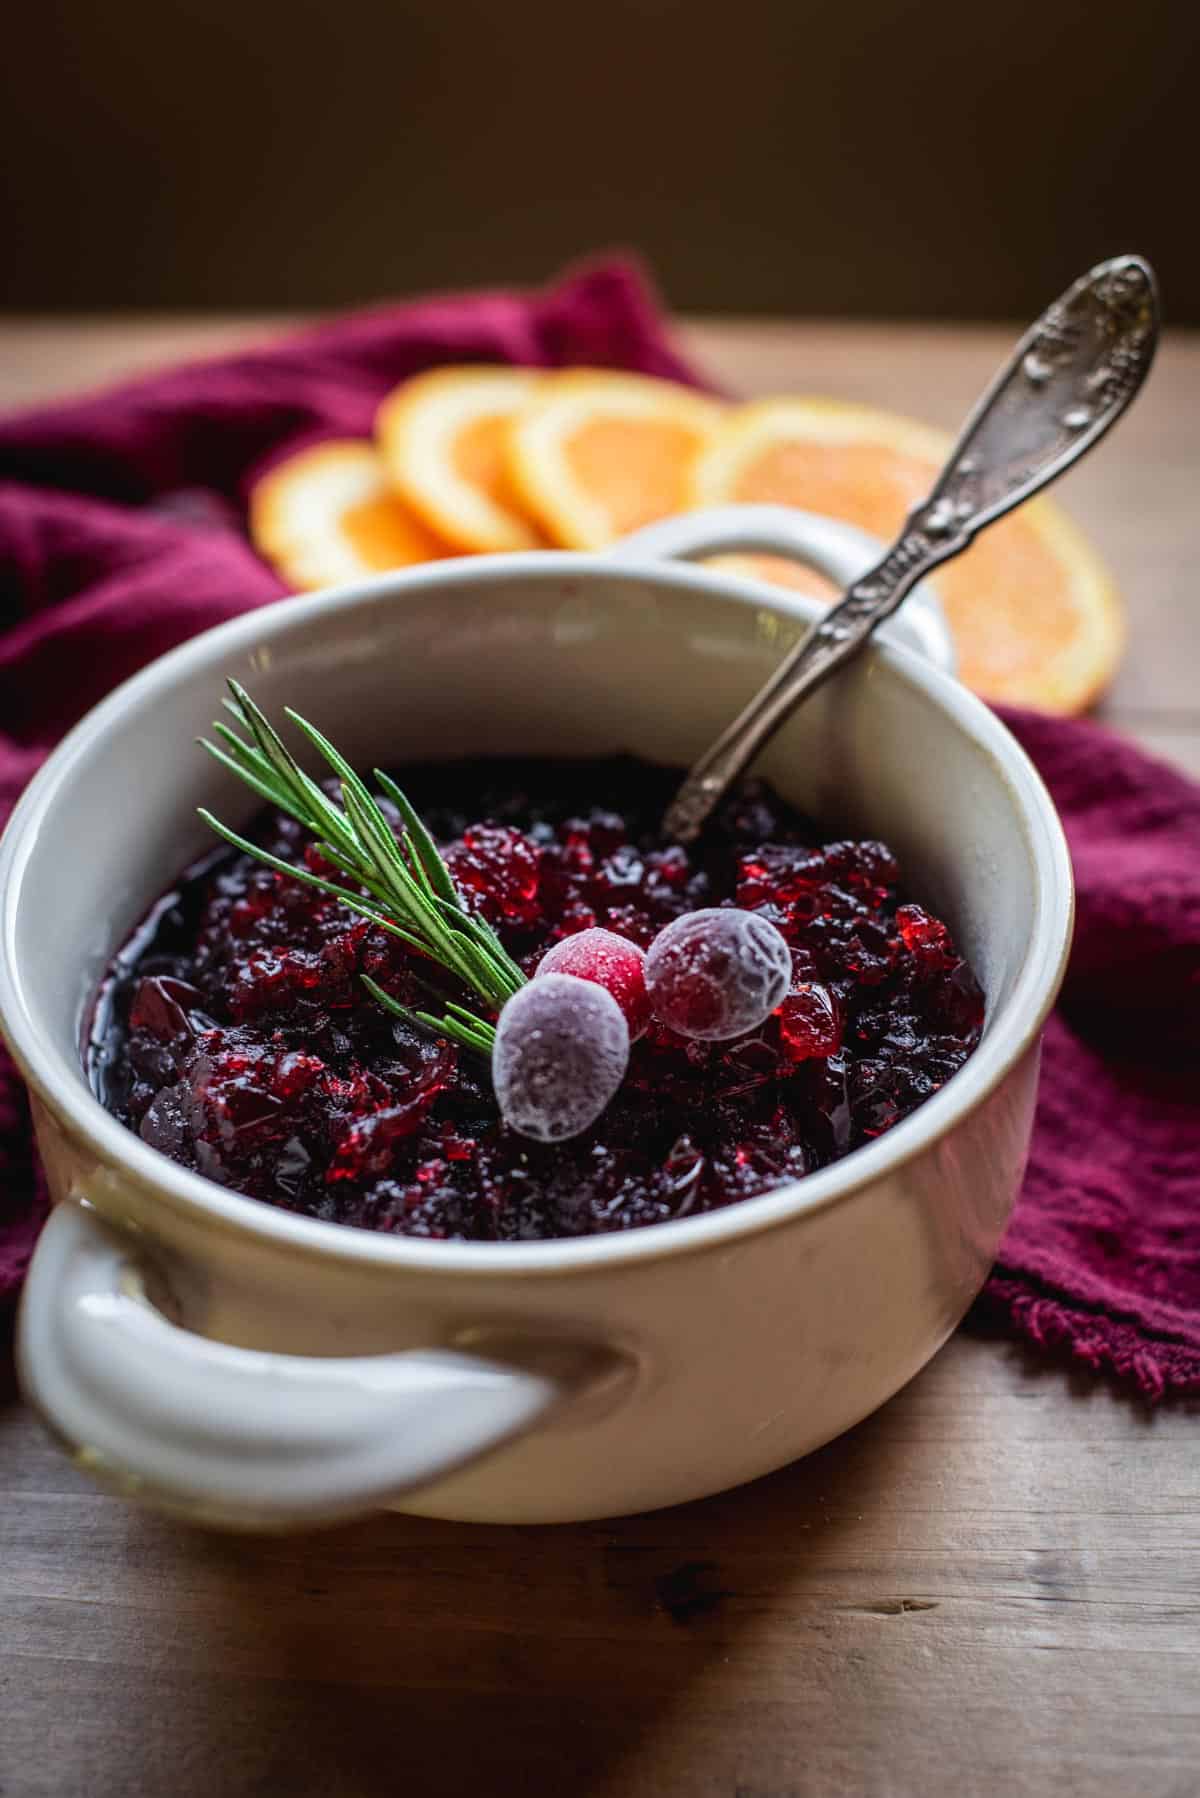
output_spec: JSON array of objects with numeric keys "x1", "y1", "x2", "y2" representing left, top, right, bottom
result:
[{"x1": 1, "y1": 259, "x2": 1197, "y2": 1398}]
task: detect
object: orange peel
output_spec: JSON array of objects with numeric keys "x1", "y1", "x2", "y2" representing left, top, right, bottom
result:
[
  {"x1": 506, "y1": 370, "x2": 723, "y2": 549},
  {"x1": 690, "y1": 398, "x2": 1123, "y2": 713}
]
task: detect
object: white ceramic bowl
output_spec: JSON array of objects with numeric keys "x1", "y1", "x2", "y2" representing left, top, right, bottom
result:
[{"x1": 0, "y1": 507, "x2": 1072, "y2": 1529}]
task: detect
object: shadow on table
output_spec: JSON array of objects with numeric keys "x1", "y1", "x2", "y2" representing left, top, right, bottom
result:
[
  {"x1": 138, "y1": 1411, "x2": 912, "y2": 1798},
  {"x1": 966, "y1": 1306, "x2": 1200, "y2": 1420}
]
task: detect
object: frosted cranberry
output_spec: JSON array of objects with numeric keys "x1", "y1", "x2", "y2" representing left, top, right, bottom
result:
[
  {"x1": 556, "y1": 899, "x2": 599, "y2": 937},
  {"x1": 493, "y1": 973, "x2": 629, "y2": 1142},
  {"x1": 597, "y1": 844, "x2": 645, "y2": 893},
  {"x1": 536, "y1": 927, "x2": 650, "y2": 1038},
  {"x1": 645, "y1": 909, "x2": 791, "y2": 1041}
]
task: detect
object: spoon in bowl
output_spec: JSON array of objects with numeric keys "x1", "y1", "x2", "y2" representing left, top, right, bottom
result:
[{"x1": 663, "y1": 253, "x2": 1159, "y2": 843}]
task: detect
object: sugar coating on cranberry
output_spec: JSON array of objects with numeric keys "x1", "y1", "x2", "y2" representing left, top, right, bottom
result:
[
  {"x1": 492, "y1": 972, "x2": 630, "y2": 1142},
  {"x1": 536, "y1": 927, "x2": 650, "y2": 1039},
  {"x1": 645, "y1": 908, "x2": 792, "y2": 1041}
]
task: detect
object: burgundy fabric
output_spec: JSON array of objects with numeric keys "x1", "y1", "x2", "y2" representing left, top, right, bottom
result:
[{"x1": 0, "y1": 260, "x2": 1197, "y2": 1400}]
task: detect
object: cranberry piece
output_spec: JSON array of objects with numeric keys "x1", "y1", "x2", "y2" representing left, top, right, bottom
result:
[
  {"x1": 536, "y1": 927, "x2": 650, "y2": 1038},
  {"x1": 444, "y1": 824, "x2": 540, "y2": 925},
  {"x1": 645, "y1": 909, "x2": 791, "y2": 1041},
  {"x1": 129, "y1": 976, "x2": 203, "y2": 1042},
  {"x1": 326, "y1": 1093, "x2": 437, "y2": 1183},
  {"x1": 493, "y1": 974, "x2": 630, "y2": 1142},
  {"x1": 270, "y1": 1051, "x2": 325, "y2": 1100},
  {"x1": 138, "y1": 1080, "x2": 190, "y2": 1156},
  {"x1": 778, "y1": 983, "x2": 842, "y2": 1062},
  {"x1": 934, "y1": 960, "x2": 987, "y2": 1036},
  {"x1": 896, "y1": 903, "x2": 957, "y2": 976}
]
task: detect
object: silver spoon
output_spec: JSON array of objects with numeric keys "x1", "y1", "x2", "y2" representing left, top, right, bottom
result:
[{"x1": 664, "y1": 253, "x2": 1159, "y2": 842}]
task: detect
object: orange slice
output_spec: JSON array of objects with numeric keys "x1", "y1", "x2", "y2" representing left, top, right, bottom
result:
[
  {"x1": 507, "y1": 370, "x2": 724, "y2": 549},
  {"x1": 249, "y1": 439, "x2": 450, "y2": 591},
  {"x1": 691, "y1": 399, "x2": 1123, "y2": 713},
  {"x1": 375, "y1": 366, "x2": 546, "y2": 553}
]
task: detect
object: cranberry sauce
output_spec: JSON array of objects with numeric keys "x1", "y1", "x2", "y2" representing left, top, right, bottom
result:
[{"x1": 89, "y1": 757, "x2": 984, "y2": 1240}]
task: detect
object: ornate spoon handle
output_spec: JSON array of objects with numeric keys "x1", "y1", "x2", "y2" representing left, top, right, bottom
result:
[{"x1": 664, "y1": 254, "x2": 1159, "y2": 843}]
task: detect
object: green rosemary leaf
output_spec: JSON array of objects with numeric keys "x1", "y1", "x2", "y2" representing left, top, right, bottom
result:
[
  {"x1": 434, "y1": 898, "x2": 526, "y2": 995},
  {"x1": 199, "y1": 739, "x2": 292, "y2": 815},
  {"x1": 420, "y1": 1007, "x2": 496, "y2": 1052},
  {"x1": 372, "y1": 769, "x2": 458, "y2": 905},
  {"x1": 200, "y1": 689, "x2": 525, "y2": 1047},
  {"x1": 465, "y1": 924, "x2": 527, "y2": 996},
  {"x1": 337, "y1": 778, "x2": 413, "y2": 888},
  {"x1": 225, "y1": 687, "x2": 365, "y2": 870},
  {"x1": 434, "y1": 1019, "x2": 496, "y2": 1055},
  {"x1": 443, "y1": 998, "x2": 497, "y2": 1032},
  {"x1": 360, "y1": 975, "x2": 495, "y2": 1056},
  {"x1": 211, "y1": 721, "x2": 276, "y2": 783},
  {"x1": 196, "y1": 810, "x2": 424, "y2": 951},
  {"x1": 337, "y1": 782, "x2": 460, "y2": 968},
  {"x1": 305, "y1": 747, "x2": 441, "y2": 908},
  {"x1": 419, "y1": 1012, "x2": 495, "y2": 1055},
  {"x1": 440, "y1": 924, "x2": 518, "y2": 1005},
  {"x1": 284, "y1": 710, "x2": 390, "y2": 844},
  {"x1": 225, "y1": 682, "x2": 311, "y2": 808},
  {"x1": 359, "y1": 973, "x2": 417, "y2": 1017}
]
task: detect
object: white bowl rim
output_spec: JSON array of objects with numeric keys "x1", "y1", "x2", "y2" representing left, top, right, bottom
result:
[{"x1": 0, "y1": 551, "x2": 1074, "y2": 1279}]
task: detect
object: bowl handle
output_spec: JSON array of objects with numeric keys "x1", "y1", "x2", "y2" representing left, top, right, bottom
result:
[
  {"x1": 18, "y1": 1201, "x2": 609, "y2": 1529},
  {"x1": 608, "y1": 504, "x2": 957, "y2": 674}
]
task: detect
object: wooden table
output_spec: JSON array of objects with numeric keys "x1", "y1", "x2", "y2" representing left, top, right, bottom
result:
[{"x1": 1, "y1": 319, "x2": 1197, "y2": 1798}]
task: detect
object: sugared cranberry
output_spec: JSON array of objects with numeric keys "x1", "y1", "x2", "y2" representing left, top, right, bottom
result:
[
  {"x1": 536, "y1": 927, "x2": 650, "y2": 1038},
  {"x1": 493, "y1": 973, "x2": 629, "y2": 1142},
  {"x1": 645, "y1": 909, "x2": 791, "y2": 1041}
]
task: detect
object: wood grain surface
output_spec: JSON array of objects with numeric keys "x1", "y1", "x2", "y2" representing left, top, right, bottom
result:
[{"x1": 0, "y1": 319, "x2": 1197, "y2": 1798}]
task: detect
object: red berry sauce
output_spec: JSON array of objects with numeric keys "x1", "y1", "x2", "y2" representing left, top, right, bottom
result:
[{"x1": 89, "y1": 758, "x2": 984, "y2": 1240}]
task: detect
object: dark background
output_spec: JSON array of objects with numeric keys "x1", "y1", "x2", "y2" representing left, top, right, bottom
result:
[{"x1": 2, "y1": 0, "x2": 1196, "y2": 319}]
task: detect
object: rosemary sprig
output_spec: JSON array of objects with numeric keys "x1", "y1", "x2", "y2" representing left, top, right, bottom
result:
[{"x1": 197, "y1": 682, "x2": 526, "y2": 1052}]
